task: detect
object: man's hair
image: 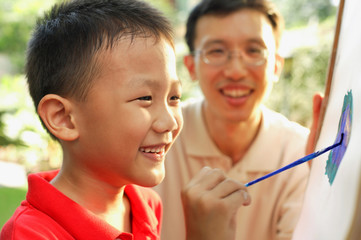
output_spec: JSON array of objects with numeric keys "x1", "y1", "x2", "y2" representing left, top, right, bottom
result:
[
  {"x1": 185, "y1": 0, "x2": 284, "y2": 52},
  {"x1": 26, "y1": 0, "x2": 174, "y2": 110}
]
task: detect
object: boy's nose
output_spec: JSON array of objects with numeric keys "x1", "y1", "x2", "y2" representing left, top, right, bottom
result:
[{"x1": 153, "y1": 106, "x2": 180, "y2": 133}]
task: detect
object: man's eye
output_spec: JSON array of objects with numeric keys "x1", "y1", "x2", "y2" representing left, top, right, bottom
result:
[
  {"x1": 206, "y1": 48, "x2": 226, "y2": 56},
  {"x1": 246, "y1": 46, "x2": 264, "y2": 56},
  {"x1": 137, "y1": 96, "x2": 152, "y2": 101}
]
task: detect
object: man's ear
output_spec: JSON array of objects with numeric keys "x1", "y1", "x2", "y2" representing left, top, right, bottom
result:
[
  {"x1": 38, "y1": 94, "x2": 79, "y2": 141},
  {"x1": 273, "y1": 54, "x2": 284, "y2": 83},
  {"x1": 184, "y1": 54, "x2": 198, "y2": 82}
]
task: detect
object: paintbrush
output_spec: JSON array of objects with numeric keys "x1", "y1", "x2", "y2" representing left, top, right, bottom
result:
[{"x1": 245, "y1": 133, "x2": 344, "y2": 187}]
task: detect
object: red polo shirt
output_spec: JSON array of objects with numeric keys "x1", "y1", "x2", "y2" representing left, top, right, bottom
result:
[{"x1": 1, "y1": 170, "x2": 162, "y2": 240}]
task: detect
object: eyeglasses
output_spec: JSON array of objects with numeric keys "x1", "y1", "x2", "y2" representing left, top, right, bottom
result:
[{"x1": 193, "y1": 45, "x2": 268, "y2": 67}]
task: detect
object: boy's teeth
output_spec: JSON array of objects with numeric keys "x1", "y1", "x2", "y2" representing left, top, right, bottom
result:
[{"x1": 140, "y1": 147, "x2": 164, "y2": 153}]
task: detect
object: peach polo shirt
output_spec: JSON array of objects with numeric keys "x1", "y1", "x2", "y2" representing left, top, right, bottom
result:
[{"x1": 154, "y1": 98, "x2": 310, "y2": 240}]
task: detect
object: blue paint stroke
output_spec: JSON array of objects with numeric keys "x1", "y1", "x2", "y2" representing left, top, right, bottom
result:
[{"x1": 325, "y1": 90, "x2": 353, "y2": 185}]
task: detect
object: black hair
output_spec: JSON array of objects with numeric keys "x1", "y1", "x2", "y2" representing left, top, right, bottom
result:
[
  {"x1": 27, "y1": 0, "x2": 173, "y2": 108},
  {"x1": 185, "y1": 0, "x2": 284, "y2": 52}
]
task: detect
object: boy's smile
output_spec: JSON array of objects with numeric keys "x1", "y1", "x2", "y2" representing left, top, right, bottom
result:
[{"x1": 139, "y1": 143, "x2": 167, "y2": 162}]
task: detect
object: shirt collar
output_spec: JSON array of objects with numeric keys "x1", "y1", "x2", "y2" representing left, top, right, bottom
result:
[
  {"x1": 27, "y1": 171, "x2": 159, "y2": 240},
  {"x1": 181, "y1": 99, "x2": 226, "y2": 158},
  {"x1": 125, "y1": 185, "x2": 160, "y2": 237}
]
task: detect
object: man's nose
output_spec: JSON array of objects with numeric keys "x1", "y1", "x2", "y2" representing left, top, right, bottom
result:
[{"x1": 223, "y1": 52, "x2": 248, "y2": 80}]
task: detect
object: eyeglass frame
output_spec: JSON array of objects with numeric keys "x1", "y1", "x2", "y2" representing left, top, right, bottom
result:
[{"x1": 192, "y1": 45, "x2": 269, "y2": 67}]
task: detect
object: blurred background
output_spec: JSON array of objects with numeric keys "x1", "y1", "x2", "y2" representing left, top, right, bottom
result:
[{"x1": 0, "y1": 0, "x2": 339, "y2": 227}]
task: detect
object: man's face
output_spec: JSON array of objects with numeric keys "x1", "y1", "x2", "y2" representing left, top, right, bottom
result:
[
  {"x1": 71, "y1": 37, "x2": 183, "y2": 188},
  {"x1": 186, "y1": 9, "x2": 282, "y2": 123}
]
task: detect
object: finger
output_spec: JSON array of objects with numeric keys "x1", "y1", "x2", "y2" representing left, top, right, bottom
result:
[
  {"x1": 306, "y1": 92, "x2": 324, "y2": 167},
  {"x1": 209, "y1": 178, "x2": 251, "y2": 205},
  {"x1": 223, "y1": 189, "x2": 251, "y2": 207},
  {"x1": 186, "y1": 167, "x2": 227, "y2": 192},
  {"x1": 312, "y1": 92, "x2": 323, "y2": 132},
  {"x1": 186, "y1": 166, "x2": 212, "y2": 187}
]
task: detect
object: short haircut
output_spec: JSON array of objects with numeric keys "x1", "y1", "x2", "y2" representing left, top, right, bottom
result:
[
  {"x1": 26, "y1": 0, "x2": 174, "y2": 111},
  {"x1": 185, "y1": 0, "x2": 284, "y2": 52}
]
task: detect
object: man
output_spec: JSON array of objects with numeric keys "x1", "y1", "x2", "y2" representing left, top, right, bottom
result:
[{"x1": 154, "y1": 0, "x2": 313, "y2": 239}]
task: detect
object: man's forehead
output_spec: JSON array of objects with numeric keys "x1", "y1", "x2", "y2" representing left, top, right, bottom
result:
[{"x1": 194, "y1": 10, "x2": 276, "y2": 50}]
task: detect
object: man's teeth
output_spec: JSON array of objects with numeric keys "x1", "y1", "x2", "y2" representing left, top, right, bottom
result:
[
  {"x1": 140, "y1": 147, "x2": 164, "y2": 153},
  {"x1": 222, "y1": 89, "x2": 250, "y2": 98}
]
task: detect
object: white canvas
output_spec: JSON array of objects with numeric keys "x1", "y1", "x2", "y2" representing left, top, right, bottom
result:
[{"x1": 292, "y1": 0, "x2": 361, "y2": 239}]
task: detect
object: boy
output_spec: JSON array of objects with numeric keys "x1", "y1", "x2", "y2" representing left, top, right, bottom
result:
[{"x1": 1, "y1": 0, "x2": 183, "y2": 239}]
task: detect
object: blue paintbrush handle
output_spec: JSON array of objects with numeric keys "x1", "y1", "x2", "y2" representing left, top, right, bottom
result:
[{"x1": 245, "y1": 133, "x2": 344, "y2": 187}]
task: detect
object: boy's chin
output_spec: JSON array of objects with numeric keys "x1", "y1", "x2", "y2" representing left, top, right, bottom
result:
[{"x1": 139, "y1": 168, "x2": 165, "y2": 187}]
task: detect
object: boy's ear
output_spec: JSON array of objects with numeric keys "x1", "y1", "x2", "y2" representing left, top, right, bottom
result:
[
  {"x1": 273, "y1": 54, "x2": 284, "y2": 83},
  {"x1": 184, "y1": 54, "x2": 198, "y2": 82},
  {"x1": 38, "y1": 94, "x2": 79, "y2": 141}
]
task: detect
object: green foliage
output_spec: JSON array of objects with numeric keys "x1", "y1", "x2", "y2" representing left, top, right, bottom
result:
[
  {"x1": 146, "y1": 0, "x2": 176, "y2": 20},
  {"x1": 0, "y1": 75, "x2": 29, "y2": 147},
  {"x1": 267, "y1": 43, "x2": 331, "y2": 127},
  {"x1": 0, "y1": 187, "x2": 27, "y2": 228},
  {"x1": 0, "y1": 0, "x2": 55, "y2": 71},
  {"x1": 273, "y1": 0, "x2": 337, "y2": 28},
  {"x1": 265, "y1": 11, "x2": 337, "y2": 127},
  {"x1": 0, "y1": 111, "x2": 25, "y2": 147}
]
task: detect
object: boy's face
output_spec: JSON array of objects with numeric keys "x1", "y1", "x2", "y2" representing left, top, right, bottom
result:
[
  {"x1": 186, "y1": 9, "x2": 282, "y2": 123},
  {"x1": 71, "y1": 37, "x2": 182, "y2": 187}
]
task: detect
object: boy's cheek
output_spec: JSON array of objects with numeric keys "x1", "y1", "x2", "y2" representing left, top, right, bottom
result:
[{"x1": 176, "y1": 111, "x2": 184, "y2": 135}]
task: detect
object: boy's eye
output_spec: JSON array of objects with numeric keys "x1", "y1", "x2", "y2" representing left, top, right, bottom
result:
[
  {"x1": 137, "y1": 96, "x2": 152, "y2": 101},
  {"x1": 170, "y1": 95, "x2": 181, "y2": 101}
]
